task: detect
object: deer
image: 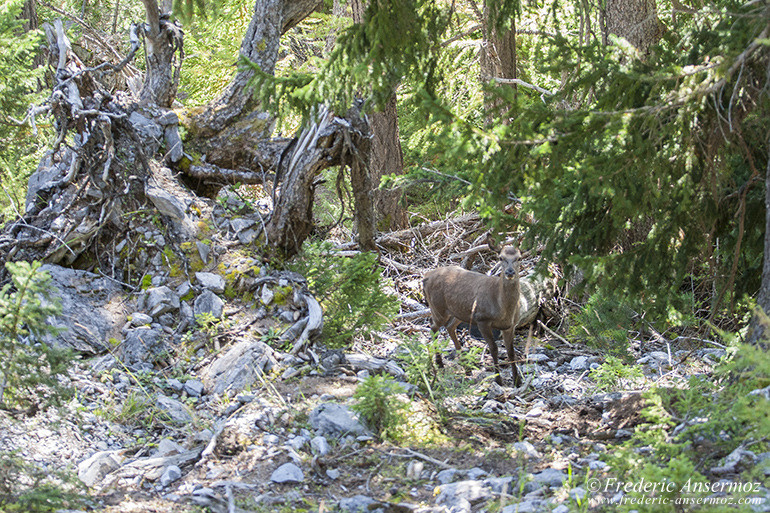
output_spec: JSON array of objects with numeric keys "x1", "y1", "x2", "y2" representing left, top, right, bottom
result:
[{"x1": 423, "y1": 237, "x2": 522, "y2": 386}]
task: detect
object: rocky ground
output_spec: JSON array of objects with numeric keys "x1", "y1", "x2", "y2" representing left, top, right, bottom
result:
[{"x1": 1, "y1": 192, "x2": 769, "y2": 513}]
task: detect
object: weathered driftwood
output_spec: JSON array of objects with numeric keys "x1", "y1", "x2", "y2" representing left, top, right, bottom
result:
[
  {"x1": 377, "y1": 213, "x2": 481, "y2": 249},
  {"x1": 346, "y1": 353, "x2": 406, "y2": 379}
]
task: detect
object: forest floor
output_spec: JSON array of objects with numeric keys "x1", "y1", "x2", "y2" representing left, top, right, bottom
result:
[{"x1": 0, "y1": 212, "x2": 748, "y2": 513}]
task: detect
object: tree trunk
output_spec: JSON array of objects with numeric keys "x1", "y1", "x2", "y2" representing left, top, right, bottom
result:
[
  {"x1": 747, "y1": 147, "x2": 770, "y2": 349},
  {"x1": 191, "y1": 0, "x2": 322, "y2": 139},
  {"x1": 139, "y1": 0, "x2": 183, "y2": 108},
  {"x1": 480, "y1": 0, "x2": 517, "y2": 123},
  {"x1": 350, "y1": 0, "x2": 407, "y2": 231},
  {"x1": 265, "y1": 105, "x2": 374, "y2": 257},
  {"x1": 603, "y1": 0, "x2": 662, "y2": 55}
]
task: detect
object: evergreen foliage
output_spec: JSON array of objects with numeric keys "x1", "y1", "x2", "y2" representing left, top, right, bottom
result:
[
  {"x1": 0, "y1": 261, "x2": 72, "y2": 408},
  {"x1": 0, "y1": 451, "x2": 86, "y2": 512},
  {"x1": 290, "y1": 241, "x2": 399, "y2": 348},
  {"x1": 0, "y1": 0, "x2": 45, "y2": 221},
  {"x1": 251, "y1": 0, "x2": 769, "y2": 320},
  {"x1": 351, "y1": 374, "x2": 408, "y2": 441}
]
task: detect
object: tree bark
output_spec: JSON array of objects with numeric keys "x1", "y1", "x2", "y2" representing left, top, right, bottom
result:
[
  {"x1": 265, "y1": 105, "x2": 374, "y2": 257},
  {"x1": 603, "y1": 0, "x2": 662, "y2": 55},
  {"x1": 139, "y1": 0, "x2": 183, "y2": 107},
  {"x1": 350, "y1": 0, "x2": 407, "y2": 231},
  {"x1": 191, "y1": 0, "x2": 322, "y2": 138},
  {"x1": 747, "y1": 146, "x2": 770, "y2": 348},
  {"x1": 480, "y1": 0, "x2": 517, "y2": 123}
]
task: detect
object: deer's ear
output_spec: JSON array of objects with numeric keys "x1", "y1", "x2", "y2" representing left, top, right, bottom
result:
[{"x1": 486, "y1": 233, "x2": 502, "y2": 253}]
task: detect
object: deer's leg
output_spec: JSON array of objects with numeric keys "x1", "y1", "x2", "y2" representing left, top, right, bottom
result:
[
  {"x1": 503, "y1": 328, "x2": 522, "y2": 387},
  {"x1": 479, "y1": 323, "x2": 503, "y2": 385},
  {"x1": 429, "y1": 319, "x2": 446, "y2": 369},
  {"x1": 446, "y1": 318, "x2": 463, "y2": 351}
]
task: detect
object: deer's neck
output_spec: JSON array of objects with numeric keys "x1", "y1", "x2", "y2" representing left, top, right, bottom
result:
[{"x1": 497, "y1": 275, "x2": 520, "y2": 316}]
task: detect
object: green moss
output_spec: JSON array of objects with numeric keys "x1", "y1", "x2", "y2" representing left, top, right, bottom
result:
[
  {"x1": 273, "y1": 285, "x2": 293, "y2": 305},
  {"x1": 140, "y1": 274, "x2": 153, "y2": 291}
]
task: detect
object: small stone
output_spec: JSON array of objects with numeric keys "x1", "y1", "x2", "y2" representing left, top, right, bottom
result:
[
  {"x1": 286, "y1": 435, "x2": 309, "y2": 451},
  {"x1": 569, "y1": 356, "x2": 589, "y2": 372},
  {"x1": 261, "y1": 285, "x2": 275, "y2": 305},
  {"x1": 146, "y1": 286, "x2": 180, "y2": 317},
  {"x1": 156, "y1": 395, "x2": 194, "y2": 424},
  {"x1": 264, "y1": 434, "x2": 280, "y2": 445},
  {"x1": 184, "y1": 379, "x2": 204, "y2": 397},
  {"x1": 570, "y1": 487, "x2": 587, "y2": 501},
  {"x1": 176, "y1": 281, "x2": 192, "y2": 299},
  {"x1": 194, "y1": 290, "x2": 224, "y2": 319},
  {"x1": 309, "y1": 403, "x2": 371, "y2": 438},
  {"x1": 167, "y1": 378, "x2": 183, "y2": 392},
  {"x1": 338, "y1": 495, "x2": 378, "y2": 513},
  {"x1": 160, "y1": 465, "x2": 182, "y2": 487},
  {"x1": 311, "y1": 436, "x2": 331, "y2": 456},
  {"x1": 270, "y1": 462, "x2": 304, "y2": 483},
  {"x1": 326, "y1": 468, "x2": 341, "y2": 480},
  {"x1": 527, "y1": 353, "x2": 550, "y2": 363},
  {"x1": 406, "y1": 460, "x2": 424, "y2": 480},
  {"x1": 436, "y1": 468, "x2": 459, "y2": 484},
  {"x1": 195, "y1": 272, "x2": 226, "y2": 294},
  {"x1": 513, "y1": 441, "x2": 542, "y2": 458},
  {"x1": 78, "y1": 451, "x2": 123, "y2": 487},
  {"x1": 196, "y1": 241, "x2": 211, "y2": 264},
  {"x1": 157, "y1": 439, "x2": 186, "y2": 457},
  {"x1": 467, "y1": 467, "x2": 488, "y2": 480},
  {"x1": 131, "y1": 313, "x2": 153, "y2": 326}
]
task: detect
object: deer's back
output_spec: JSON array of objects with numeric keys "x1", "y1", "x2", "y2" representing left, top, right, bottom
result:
[{"x1": 423, "y1": 266, "x2": 502, "y2": 324}]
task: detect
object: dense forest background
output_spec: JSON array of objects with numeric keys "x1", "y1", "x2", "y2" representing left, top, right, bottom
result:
[{"x1": 0, "y1": 0, "x2": 769, "y2": 511}]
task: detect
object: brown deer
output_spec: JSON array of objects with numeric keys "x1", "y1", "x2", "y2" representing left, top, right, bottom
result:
[{"x1": 423, "y1": 238, "x2": 522, "y2": 386}]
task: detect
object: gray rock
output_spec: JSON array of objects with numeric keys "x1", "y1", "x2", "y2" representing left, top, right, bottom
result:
[
  {"x1": 37, "y1": 264, "x2": 128, "y2": 354},
  {"x1": 78, "y1": 450, "x2": 123, "y2": 487},
  {"x1": 484, "y1": 476, "x2": 515, "y2": 494},
  {"x1": 230, "y1": 217, "x2": 256, "y2": 233},
  {"x1": 552, "y1": 506, "x2": 570, "y2": 513},
  {"x1": 338, "y1": 495, "x2": 378, "y2": 512},
  {"x1": 569, "y1": 356, "x2": 589, "y2": 371},
  {"x1": 309, "y1": 403, "x2": 371, "y2": 438},
  {"x1": 261, "y1": 285, "x2": 275, "y2": 305},
  {"x1": 311, "y1": 436, "x2": 331, "y2": 456},
  {"x1": 160, "y1": 465, "x2": 182, "y2": 487},
  {"x1": 146, "y1": 286, "x2": 180, "y2": 317},
  {"x1": 167, "y1": 378, "x2": 184, "y2": 392},
  {"x1": 270, "y1": 462, "x2": 304, "y2": 483},
  {"x1": 435, "y1": 480, "x2": 491, "y2": 513},
  {"x1": 436, "y1": 468, "x2": 460, "y2": 484},
  {"x1": 164, "y1": 125, "x2": 183, "y2": 163},
  {"x1": 156, "y1": 439, "x2": 186, "y2": 457},
  {"x1": 326, "y1": 468, "x2": 341, "y2": 480},
  {"x1": 528, "y1": 353, "x2": 550, "y2": 363},
  {"x1": 286, "y1": 435, "x2": 309, "y2": 451},
  {"x1": 502, "y1": 500, "x2": 548, "y2": 513},
  {"x1": 195, "y1": 272, "x2": 226, "y2": 294},
  {"x1": 570, "y1": 487, "x2": 587, "y2": 501},
  {"x1": 238, "y1": 228, "x2": 258, "y2": 244},
  {"x1": 202, "y1": 339, "x2": 276, "y2": 395},
  {"x1": 25, "y1": 153, "x2": 63, "y2": 212},
  {"x1": 156, "y1": 395, "x2": 194, "y2": 424},
  {"x1": 711, "y1": 448, "x2": 757, "y2": 475},
  {"x1": 129, "y1": 111, "x2": 163, "y2": 153},
  {"x1": 145, "y1": 184, "x2": 187, "y2": 223},
  {"x1": 118, "y1": 327, "x2": 165, "y2": 368},
  {"x1": 184, "y1": 379, "x2": 205, "y2": 397},
  {"x1": 131, "y1": 313, "x2": 153, "y2": 326},
  {"x1": 467, "y1": 467, "x2": 488, "y2": 480},
  {"x1": 524, "y1": 468, "x2": 567, "y2": 492},
  {"x1": 194, "y1": 290, "x2": 224, "y2": 319},
  {"x1": 196, "y1": 241, "x2": 211, "y2": 264},
  {"x1": 513, "y1": 441, "x2": 542, "y2": 458},
  {"x1": 176, "y1": 281, "x2": 192, "y2": 299},
  {"x1": 180, "y1": 301, "x2": 194, "y2": 326}
]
